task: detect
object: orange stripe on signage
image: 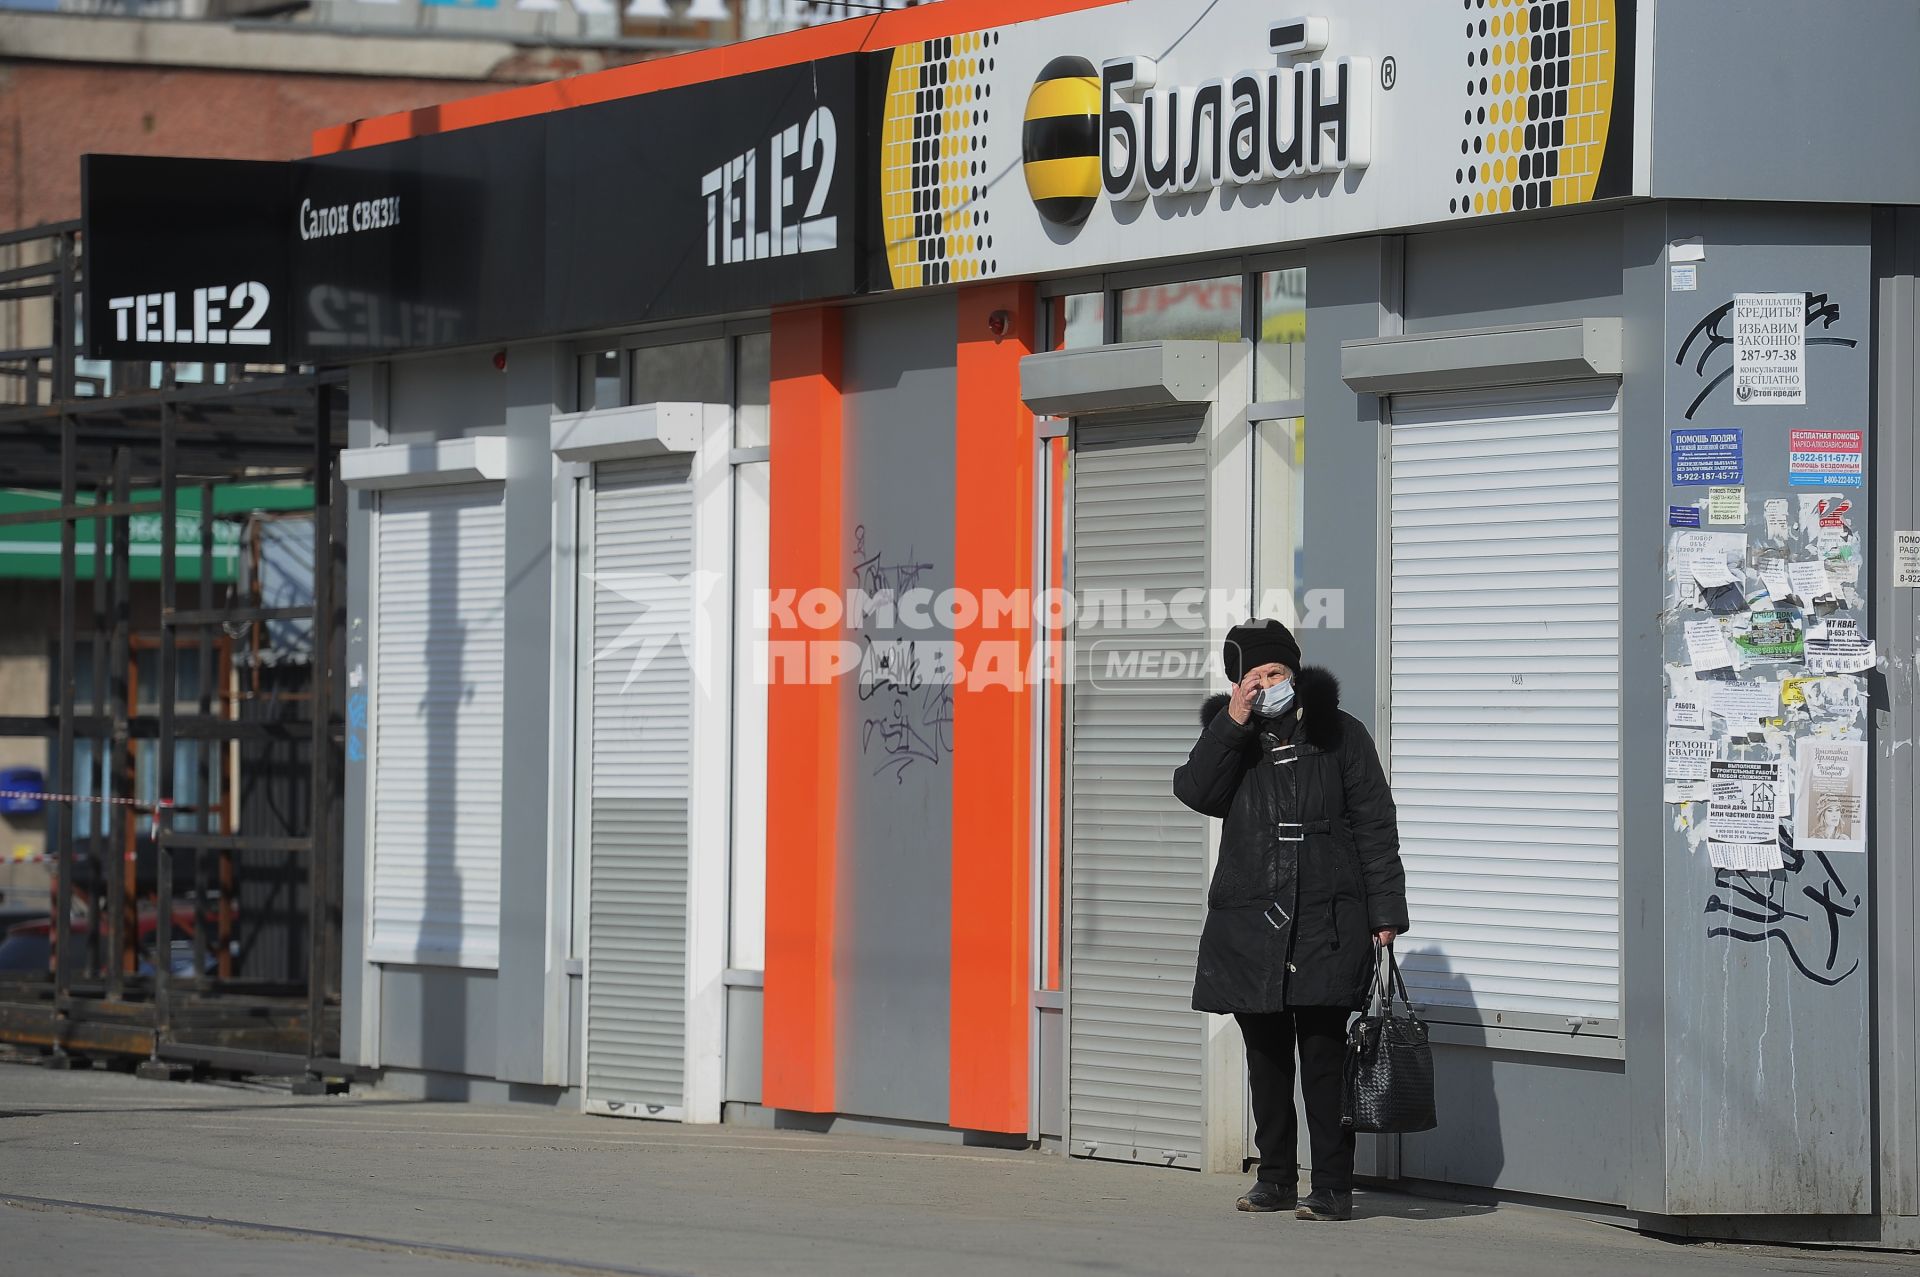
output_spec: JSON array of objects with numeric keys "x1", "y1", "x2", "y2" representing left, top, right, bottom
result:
[
  {"x1": 313, "y1": 0, "x2": 1128, "y2": 155},
  {"x1": 762, "y1": 306, "x2": 844, "y2": 1115},
  {"x1": 949, "y1": 282, "x2": 1036, "y2": 1135}
]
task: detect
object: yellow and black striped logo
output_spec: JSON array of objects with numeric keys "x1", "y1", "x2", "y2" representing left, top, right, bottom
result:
[{"x1": 1022, "y1": 55, "x2": 1101, "y2": 228}]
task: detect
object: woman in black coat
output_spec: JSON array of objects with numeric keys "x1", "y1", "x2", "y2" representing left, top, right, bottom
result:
[{"x1": 1173, "y1": 619, "x2": 1408, "y2": 1221}]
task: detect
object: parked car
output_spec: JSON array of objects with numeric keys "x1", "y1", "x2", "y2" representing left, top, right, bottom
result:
[{"x1": 0, "y1": 906, "x2": 213, "y2": 978}]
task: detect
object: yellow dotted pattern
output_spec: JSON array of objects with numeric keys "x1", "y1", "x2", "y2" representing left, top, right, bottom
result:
[
  {"x1": 1452, "y1": 0, "x2": 1616, "y2": 218},
  {"x1": 881, "y1": 29, "x2": 1001, "y2": 290}
]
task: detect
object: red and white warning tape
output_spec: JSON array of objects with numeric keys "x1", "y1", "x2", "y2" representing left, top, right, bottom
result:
[{"x1": 0, "y1": 791, "x2": 176, "y2": 844}]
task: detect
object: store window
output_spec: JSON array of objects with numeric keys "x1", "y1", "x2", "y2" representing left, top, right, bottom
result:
[
  {"x1": 1255, "y1": 417, "x2": 1306, "y2": 605},
  {"x1": 633, "y1": 337, "x2": 728, "y2": 404},
  {"x1": 1117, "y1": 275, "x2": 1244, "y2": 343},
  {"x1": 577, "y1": 349, "x2": 622, "y2": 412},
  {"x1": 730, "y1": 329, "x2": 773, "y2": 970},
  {"x1": 734, "y1": 332, "x2": 772, "y2": 450},
  {"x1": 1255, "y1": 268, "x2": 1307, "y2": 403},
  {"x1": 1052, "y1": 293, "x2": 1105, "y2": 350}
]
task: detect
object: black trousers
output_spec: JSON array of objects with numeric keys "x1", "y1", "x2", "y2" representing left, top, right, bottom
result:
[{"x1": 1235, "y1": 1009, "x2": 1355, "y2": 1193}]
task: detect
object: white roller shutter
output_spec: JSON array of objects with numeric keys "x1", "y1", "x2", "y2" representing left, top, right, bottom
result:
[
  {"x1": 369, "y1": 484, "x2": 506, "y2": 968},
  {"x1": 1387, "y1": 381, "x2": 1622, "y2": 1024},
  {"x1": 583, "y1": 456, "x2": 694, "y2": 1118},
  {"x1": 1067, "y1": 414, "x2": 1210, "y2": 1169}
]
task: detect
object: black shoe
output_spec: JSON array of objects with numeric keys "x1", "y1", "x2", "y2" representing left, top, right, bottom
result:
[
  {"x1": 1236, "y1": 1180, "x2": 1296, "y2": 1213},
  {"x1": 1295, "y1": 1189, "x2": 1353, "y2": 1221}
]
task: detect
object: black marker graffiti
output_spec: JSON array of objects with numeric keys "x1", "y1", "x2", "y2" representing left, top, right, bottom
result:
[
  {"x1": 1704, "y1": 823, "x2": 1861, "y2": 986},
  {"x1": 851, "y1": 524, "x2": 934, "y2": 605},
  {"x1": 852, "y1": 527, "x2": 954, "y2": 783},
  {"x1": 860, "y1": 678, "x2": 956, "y2": 784},
  {"x1": 1674, "y1": 292, "x2": 1858, "y2": 421}
]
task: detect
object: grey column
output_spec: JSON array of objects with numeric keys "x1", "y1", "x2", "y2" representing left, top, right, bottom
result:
[
  {"x1": 1872, "y1": 207, "x2": 1920, "y2": 1225},
  {"x1": 340, "y1": 361, "x2": 387, "y2": 1066},
  {"x1": 495, "y1": 343, "x2": 566, "y2": 1085}
]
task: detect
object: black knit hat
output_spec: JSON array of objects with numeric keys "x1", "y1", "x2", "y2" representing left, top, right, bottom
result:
[{"x1": 1223, "y1": 618, "x2": 1302, "y2": 682}]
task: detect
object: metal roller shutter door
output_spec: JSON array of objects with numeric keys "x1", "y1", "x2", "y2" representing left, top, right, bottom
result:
[
  {"x1": 1387, "y1": 381, "x2": 1623, "y2": 1024},
  {"x1": 584, "y1": 455, "x2": 694, "y2": 1117},
  {"x1": 1068, "y1": 414, "x2": 1211, "y2": 1169},
  {"x1": 369, "y1": 484, "x2": 506, "y2": 968}
]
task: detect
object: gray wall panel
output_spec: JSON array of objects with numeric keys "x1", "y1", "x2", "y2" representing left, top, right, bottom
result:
[
  {"x1": 1401, "y1": 1047, "x2": 1631, "y2": 1204},
  {"x1": 1871, "y1": 208, "x2": 1920, "y2": 1227},
  {"x1": 387, "y1": 351, "x2": 510, "y2": 444},
  {"x1": 341, "y1": 362, "x2": 383, "y2": 1065},
  {"x1": 833, "y1": 294, "x2": 958, "y2": 1126},
  {"x1": 1650, "y1": 1, "x2": 1920, "y2": 206},
  {"x1": 379, "y1": 966, "x2": 500, "y2": 1078},
  {"x1": 1656, "y1": 204, "x2": 1875, "y2": 1215},
  {"x1": 1619, "y1": 204, "x2": 1674, "y2": 1213},
  {"x1": 725, "y1": 986, "x2": 763, "y2": 1105},
  {"x1": 1403, "y1": 212, "x2": 1625, "y2": 333},
  {"x1": 1302, "y1": 237, "x2": 1391, "y2": 722},
  {"x1": 569, "y1": 973, "x2": 583, "y2": 1090},
  {"x1": 496, "y1": 344, "x2": 565, "y2": 1085}
]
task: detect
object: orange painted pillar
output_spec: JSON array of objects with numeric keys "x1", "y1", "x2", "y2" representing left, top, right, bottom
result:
[
  {"x1": 949, "y1": 283, "x2": 1037, "y2": 1134},
  {"x1": 763, "y1": 306, "x2": 844, "y2": 1114}
]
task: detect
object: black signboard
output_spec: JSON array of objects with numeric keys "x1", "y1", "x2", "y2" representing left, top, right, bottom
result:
[
  {"x1": 546, "y1": 55, "x2": 861, "y2": 333},
  {"x1": 81, "y1": 54, "x2": 863, "y2": 364},
  {"x1": 290, "y1": 117, "x2": 547, "y2": 360},
  {"x1": 81, "y1": 155, "x2": 292, "y2": 362}
]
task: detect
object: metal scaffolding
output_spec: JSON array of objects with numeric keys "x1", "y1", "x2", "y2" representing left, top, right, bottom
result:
[{"x1": 0, "y1": 220, "x2": 361, "y2": 1091}]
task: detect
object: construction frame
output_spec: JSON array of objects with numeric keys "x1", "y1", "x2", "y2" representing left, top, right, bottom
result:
[{"x1": 0, "y1": 219, "x2": 361, "y2": 1092}]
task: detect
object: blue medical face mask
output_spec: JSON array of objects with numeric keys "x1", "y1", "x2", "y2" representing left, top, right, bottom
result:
[{"x1": 1252, "y1": 678, "x2": 1296, "y2": 718}]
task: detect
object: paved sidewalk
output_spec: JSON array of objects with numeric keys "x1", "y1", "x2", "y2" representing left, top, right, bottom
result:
[{"x1": 0, "y1": 1064, "x2": 1904, "y2": 1277}]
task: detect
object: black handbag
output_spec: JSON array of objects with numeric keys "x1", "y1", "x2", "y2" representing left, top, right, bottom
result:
[{"x1": 1340, "y1": 947, "x2": 1438, "y2": 1134}]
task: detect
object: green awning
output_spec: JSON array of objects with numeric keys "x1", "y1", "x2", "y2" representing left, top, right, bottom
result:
[{"x1": 0, "y1": 484, "x2": 313, "y2": 583}]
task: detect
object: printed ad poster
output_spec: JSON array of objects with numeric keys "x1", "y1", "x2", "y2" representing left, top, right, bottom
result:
[
  {"x1": 1711, "y1": 680, "x2": 1780, "y2": 736},
  {"x1": 1763, "y1": 498, "x2": 1791, "y2": 542},
  {"x1": 1707, "y1": 486, "x2": 1746, "y2": 525},
  {"x1": 1709, "y1": 757, "x2": 1783, "y2": 870},
  {"x1": 1684, "y1": 618, "x2": 1736, "y2": 678},
  {"x1": 1896, "y1": 531, "x2": 1920, "y2": 588},
  {"x1": 1732, "y1": 292, "x2": 1805, "y2": 405},
  {"x1": 1806, "y1": 618, "x2": 1876, "y2": 674},
  {"x1": 1731, "y1": 607, "x2": 1805, "y2": 665},
  {"x1": 1665, "y1": 728, "x2": 1712, "y2": 783},
  {"x1": 1794, "y1": 739, "x2": 1867, "y2": 854},
  {"x1": 1671, "y1": 429, "x2": 1743, "y2": 485},
  {"x1": 1788, "y1": 429, "x2": 1864, "y2": 488}
]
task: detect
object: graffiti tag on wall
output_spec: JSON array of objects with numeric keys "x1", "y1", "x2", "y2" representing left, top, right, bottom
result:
[
  {"x1": 1705, "y1": 823, "x2": 1861, "y2": 986},
  {"x1": 851, "y1": 525, "x2": 954, "y2": 783},
  {"x1": 1674, "y1": 292, "x2": 1858, "y2": 421}
]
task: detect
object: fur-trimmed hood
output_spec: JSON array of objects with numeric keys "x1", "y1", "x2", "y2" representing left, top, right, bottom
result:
[{"x1": 1199, "y1": 665, "x2": 1344, "y2": 753}]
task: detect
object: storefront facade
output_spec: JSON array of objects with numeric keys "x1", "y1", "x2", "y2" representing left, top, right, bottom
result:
[{"x1": 82, "y1": 0, "x2": 1920, "y2": 1246}]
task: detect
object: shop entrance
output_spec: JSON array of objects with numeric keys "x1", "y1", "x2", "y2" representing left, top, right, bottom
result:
[
  {"x1": 577, "y1": 454, "x2": 697, "y2": 1120},
  {"x1": 1025, "y1": 338, "x2": 1253, "y2": 1173},
  {"x1": 1064, "y1": 410, "x2": 1213, "y2": 1169}
]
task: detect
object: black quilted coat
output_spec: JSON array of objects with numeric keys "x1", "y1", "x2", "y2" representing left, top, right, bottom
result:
[{"x1": 1173, "y1": 666, "x2": 1409, "y2": 1013}]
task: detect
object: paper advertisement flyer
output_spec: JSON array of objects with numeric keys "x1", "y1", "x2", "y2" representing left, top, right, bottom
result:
[
  {"x1": 1666, "y1": 729, "x2": 1712, "y2": 783},
  {"x1": 1732, "y1": 293, "x2": 1805, "y2": 405},
  {"x1": 1685, "y1": 619, "x2": 1736, "y2": 677},
  {"x1": 1731, "y1": 607, "x2": 1805, "y2": 665},
  {"x1": 1793, "y1": 740, "x2": 1867, "y2": 854},
  {"x1": 1709, "y1": 757, "x2": 1784, "y2": 870},
  {"x1": 1805, "y1": 619, "x2": 1876, "y2": 674}
]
